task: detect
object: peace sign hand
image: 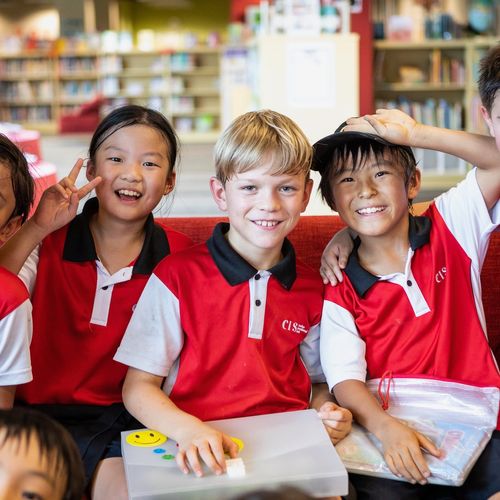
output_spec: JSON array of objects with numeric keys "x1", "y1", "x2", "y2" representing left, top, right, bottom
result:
[{"x1": 30, "y1": 158, "x2": 102, "y2": 238}]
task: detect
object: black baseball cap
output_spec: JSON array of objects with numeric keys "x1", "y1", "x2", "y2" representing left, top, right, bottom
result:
[{"x1": 311, "y1": 120, "x2": 414, "y2": 174}]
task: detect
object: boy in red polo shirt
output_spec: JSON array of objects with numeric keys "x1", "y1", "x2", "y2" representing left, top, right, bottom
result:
[
  {"x1": 115, "y1": 110, "x2": 352, "y2": 477},
  {"x1": 0, "y1": 134, "x2": 34, "y2": 408},
  {"x1": 315, "y1": 105, "x2": 500, "y2": 500}
]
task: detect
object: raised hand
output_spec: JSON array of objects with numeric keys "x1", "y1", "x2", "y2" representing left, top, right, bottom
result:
[
  {"x1": 344, "y1": 109, "x2": 420, "y2": 147},
  {"x1": 30, "y1": 158, "x2": 101, "y2": 237}
]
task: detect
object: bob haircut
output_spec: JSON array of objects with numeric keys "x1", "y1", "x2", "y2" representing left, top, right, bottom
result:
[
  {"x1": 0, "y1": 407, "x2": 85, "y2": 500},
  {"x1": 312, "y1": 126, "x2": 417, "y2": 210},
  {"x1": 214, "y1": 109, "x2": 312, "y2": 185}
]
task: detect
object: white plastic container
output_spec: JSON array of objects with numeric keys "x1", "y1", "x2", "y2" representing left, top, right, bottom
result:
[{"x1": 121, "y1": 409, "x2": 348, "y2": 499}]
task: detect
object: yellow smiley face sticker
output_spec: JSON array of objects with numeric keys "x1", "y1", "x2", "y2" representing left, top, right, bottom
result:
[{"x1": 126, "y1": 429, "x2": 167, "y2": 447}]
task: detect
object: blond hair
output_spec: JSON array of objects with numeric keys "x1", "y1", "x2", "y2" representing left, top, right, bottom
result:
[{"x1": 214, "y1": 110, "x2": 312, "y2": 184}]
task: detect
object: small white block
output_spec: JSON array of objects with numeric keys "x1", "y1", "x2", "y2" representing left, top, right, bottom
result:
[{"x1": 226, "y1": 457, "x2": 246, "y2": 478}]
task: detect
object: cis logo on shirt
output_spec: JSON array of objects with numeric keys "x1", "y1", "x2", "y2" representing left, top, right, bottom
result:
[
  {"x1": 282, "y1": 320, "x2": 307, "y2": 334},
  {"x1": 435, "y1": 266, "x2": 447, "y2": 283}
]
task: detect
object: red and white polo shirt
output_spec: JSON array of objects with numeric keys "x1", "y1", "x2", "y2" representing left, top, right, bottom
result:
[
  {"x1": 16, "y1": 197, "x2": 192, "y2": 406},
  {"x1": 115, "y1": 222, "x2": 325, "y2": 421},
  {"x1": 320, "y1": 168, "x2": 500, "y2": 425},
  {"x1": 0, "y1": 267, "x2": 32, "y2": 386}
]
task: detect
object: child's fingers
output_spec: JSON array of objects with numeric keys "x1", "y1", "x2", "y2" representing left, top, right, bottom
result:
[
  {"x1": 58, "y1": 176, "x2": 78, "y2": 195},
  {"x1": 185, "y1": 446, "x2": 204, "y2": 477},
  {"x1": 320, "y1": 265, "x2": 341, "y2": 286},
  {"x1": 384, "y1": 453, "x2": 403, "y2": 479},
  {"x1": 363, "y1": 115, "x2": 386, "y2": 135},
  {"x1": 222, "y1": 435, "x2": 240, "y2": 459},
  {"x1": 51, "y1": 183, "x2": 71, "y2": 200},
  {"x1": 77, "y1": 176, "x2": 101, "y2": 199},
  {"x1": 396, "y1": 446, "x2": 428, "y2": 484},
  {"x1": 417, "y1": 431, "x2": 442, "y2": 458},
  {"x1": 175, "y1": 449, "x2": 190, "y2": 475},
  {"x1": 68, "y1": 192, "x2": 80, "y2": 215},
  {"x1": 198, "y1": 441, "x2": 223, "y2": 476},
  {"x1": 324, "y1": 425, "x2": 348, "y2": 444},
  {"x1": 67, "y1": 158, "x2": 85, "y2": 183},
  {"x1": 394, "y1": 451, "x2": 419, "y2": 483},
  {"x1": 318, "y1": 410, "x2": 351, "y2": 422}
]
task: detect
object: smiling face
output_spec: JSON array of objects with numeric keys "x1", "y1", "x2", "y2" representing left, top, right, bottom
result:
[
  {"x1": 0, "y1": 433, "x2": 66, "y2": 500},
  {"x1": 210, "y1": 162, "x2": 312, "y2": 269},
  {"x1": 331, "y1": 153, "x2": 420, "y2": 242},
  {"x1": 126, "y1": 429, "x2": 167, "y2": 447},
  {"x1": 86, "y1": 124, "x2": 175, "y2": 225}
]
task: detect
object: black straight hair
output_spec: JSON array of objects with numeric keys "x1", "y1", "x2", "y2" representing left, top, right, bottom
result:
[
  {"x1": 478, "y1": 43, "x2": 500, "y2": 115},
  {"x1": 0, "y1": 407, "x2": 85, "y2": 500},
  {"x1": 88, "y1": 104, "x2": 179, "y2": 174},
  {"x1": 0, "y1": 134, "x2": 34, "y2": 223},
  {"x1": 317, "y1": 134, "x2": 417, "y2": 210}
]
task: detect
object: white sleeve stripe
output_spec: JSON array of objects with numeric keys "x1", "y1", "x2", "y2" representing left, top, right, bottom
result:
[
  {"x1": 435, "y1": 168, "x2": 500, "y2": 267},
  {"x1": 0, "y1": 299, "x2": 33, "y2": 385},
  {"x1": 114, "y1": 274, "x2": 183, "y2": 377},
  {"x1": 300, "y1": 322, "x2": 325, "y2": 382},
  {"x1": 18, "y1": 245, "x2": 39, "y2": 295},
  {"x1": 320, "y1": 300, "x2": 367, "y2": 391}
]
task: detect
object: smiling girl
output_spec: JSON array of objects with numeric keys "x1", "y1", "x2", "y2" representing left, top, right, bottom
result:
[{"x1": 0, "y1": 105, "x2": 192, "y2": 499}]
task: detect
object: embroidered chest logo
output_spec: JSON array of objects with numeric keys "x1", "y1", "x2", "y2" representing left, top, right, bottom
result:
[
  {"x1": 435, "y1": 266, "x2": 447, "y2": 284},
  {"x1": 282, "y1": 320, "x2": 307, "y2": 334}
]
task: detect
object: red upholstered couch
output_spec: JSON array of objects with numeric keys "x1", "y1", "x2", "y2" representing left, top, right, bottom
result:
[{"x1": 161, "y1": 215, "x2": 500, "y2": 365}]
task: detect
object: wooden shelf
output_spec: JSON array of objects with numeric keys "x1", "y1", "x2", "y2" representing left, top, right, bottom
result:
[
  {"x1": 376, "y1": 83, "x2": 466, "y2": 92},
  {"x1": 374, "y1": 37, "x2": 498, "y2": 134},
  {"x1": 0, "y1": 48, "x2": 222, "y2": 140}
]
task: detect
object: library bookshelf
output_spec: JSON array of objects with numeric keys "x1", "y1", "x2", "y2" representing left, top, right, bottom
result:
[
  {"x1": 374, "y1": 37, "x2": 498, "y2": 184},
  {"x1": 0, "y1": 47, "x2": 221, "y2": 140}
]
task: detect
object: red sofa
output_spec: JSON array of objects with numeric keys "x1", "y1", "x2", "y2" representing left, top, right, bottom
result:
[{"x1": 161, "y1": 215, "x2": 500, "y2": 365}]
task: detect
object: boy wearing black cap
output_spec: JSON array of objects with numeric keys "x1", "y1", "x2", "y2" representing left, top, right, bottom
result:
[{"x1": 314, "y1": 108, "x2": 500, "y2": 499}]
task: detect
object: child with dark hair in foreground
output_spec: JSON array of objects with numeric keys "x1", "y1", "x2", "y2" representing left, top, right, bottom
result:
[
  {"x1": 0, "y1": 407, "x2": 85, "y2": 500},
  {"x1": 0, "y1": 134, "x2": 35, "y2": 408}
]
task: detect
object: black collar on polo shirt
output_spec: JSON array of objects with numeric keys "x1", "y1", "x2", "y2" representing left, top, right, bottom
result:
[
  {"x1": 206, "y1": 222, "x2": 297, "y2": 290},
  {"x1": 62, "y1": 197, "x2": 171, "y2": 275},
  {"x1": 345, "y1": 214, "x2": 432, "y2": 297}
]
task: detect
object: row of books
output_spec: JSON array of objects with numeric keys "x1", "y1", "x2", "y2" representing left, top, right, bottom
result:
[
  {"x1": 0, "y1": 106, "x2": 52, "y2": 122},
  {"x1": 0, "y1": 81, "x2": 53, "y2": 100},
  {"x1": 0, "y1": 58, "x2": 53, "y2": 75},
  {"x1": 429, "y1": 49, "x2": 465, "y2": 84},
  {"x1": 376, "y1": 97, "x2": 463, "y2": 130}
]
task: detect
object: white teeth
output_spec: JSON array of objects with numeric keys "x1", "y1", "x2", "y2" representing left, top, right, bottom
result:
[
  {"x1": 357, "y1": 206, "x2": 384, "y2": 215},
  {"x1": 117, "y1": 189, "x2": 141, "y2": 197},
  {"x1": 254, "y1": 220, "x2": 279, "y2": 227}
]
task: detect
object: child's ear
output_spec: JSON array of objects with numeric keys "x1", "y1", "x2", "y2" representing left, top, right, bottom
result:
[
  {"x1": 300, "y1": 178, "x2": 314, "y2": 213},
  {"x1": 209, "y1": 176, "x2": 228, "y2": 212},
  {"x1": 480, "y1": 106, "x2": 495, "y2": 137},
  {"x1": 164, "y1": 172, "x2": 176, "y2": 196},
  {"x1": 86, "y1": 159, "x2": 96, "y2": 181},
  {"x1": 0, "y1": 215, "x2": 22, "y2": 245},
  {"x1": 407, "y1": 169, "x2": 422, "y2": 201}
]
